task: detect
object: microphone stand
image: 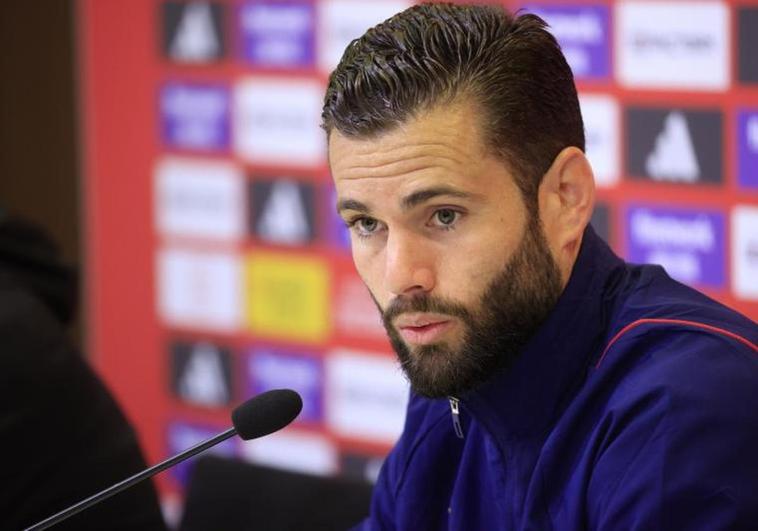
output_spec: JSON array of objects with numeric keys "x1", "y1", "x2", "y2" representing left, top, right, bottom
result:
[{"x1": 25, "y1": 427, "x2": 237, "y2": 531}]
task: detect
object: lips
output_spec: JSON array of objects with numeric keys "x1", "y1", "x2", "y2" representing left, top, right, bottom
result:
[{"x1": 394, "y1": 313, "x2": 454, "y2": 345}]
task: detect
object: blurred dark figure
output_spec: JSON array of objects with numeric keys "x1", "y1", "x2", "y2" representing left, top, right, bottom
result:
[{"x1": 0, "y1": 214, "x2": 167, "y2": 530}]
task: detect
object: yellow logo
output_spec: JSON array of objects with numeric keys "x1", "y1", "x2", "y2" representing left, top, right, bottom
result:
[{"x1": 244, "y1": 253, "x2": 330, "y2": 343}]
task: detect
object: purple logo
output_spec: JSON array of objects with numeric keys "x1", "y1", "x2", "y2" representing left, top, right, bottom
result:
[
  {"x1": 239, "y1": 1, "x2": 315, "y2": 68},
  {"x1": 738, "y1": 109, "x2": 758, "y2": 190},
  {"x1": 246, "y1": 348, "x2": 323, "y2": 423},
  {"x1": 327, "y1": 185, "x2": 351, "y2": 251},
  {"x1": 160, "y1": 82, "x2": 230, "y2": 151},
  {"x1": 626, "y1": 205, "x2": 725, "y2": 289},
  {"x1": 166, "y1": 422, "x2": 236, "y2": 486},
  {"x1": 523, "y1": 4, "x2": 610, "y2": 80}
]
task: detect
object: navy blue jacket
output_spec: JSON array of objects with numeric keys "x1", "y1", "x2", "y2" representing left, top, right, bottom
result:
[{"x1": 357, "y1": 227, "x2": 758, "y2": 530}]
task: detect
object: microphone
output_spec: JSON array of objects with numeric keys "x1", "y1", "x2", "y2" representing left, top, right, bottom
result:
[{"x1": 25, "y1": 389, "x2": 303, "y2": 531}]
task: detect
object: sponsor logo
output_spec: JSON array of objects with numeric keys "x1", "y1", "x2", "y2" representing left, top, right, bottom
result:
[
  {"x1": 591, "y1": 202, "x2": 611, "y2": 244},
  {"x1": 251, "y1": 179, "x2": 315, "y2": 245},
  {"x1": 161, "y1": 82, "x2": 230, "y2": 151},
  {"x1": 318, "y1": 0, "x2": 411, "y2": 72},
  {"x1": 326, "y1": 349, "x2": 408, "y2": 442},
  {"x1": 167, "y1": 422, "x2": 236, "y2": 485},
  {"x1": 738, "y1": 8, "x2": 758, "y2": 84},
  {"x1": 732, "y1": 206, "x2": 758, "y2": 300},
  {"x1": 162, "y1": 1, "x2": 225, "y2": 62},
  {"x1": 616, "y1": 1, "x2": 729, "y2": 90},
  {"x1": 579, "y1": 94, "x2": 619, "y2": 187},
  {"x1": 157, "y1": 248, "x2": 242, "y2": 331},
  {"x1": 170, "y1": 340, "x2": 233, "y2": 407},
  {"x1": 243, "y1": 253, "x2": 330, "y2": 342},
  {"x1": 239, "y1": 1, "x2": 315, "y2": 68},
  {"x1": 626, "y1": 206, "x2": 725, "y2": 288},
  {"x1": 239, "y1": 430, "x2": 337, "y2": 476},
  {"x1": 233, "y1": 78, "x2": 324, "y2": 167},
  {"x1": 327, "y1": 185, "x2": 351, "y2": 251},
  {"x1": 626, "y1": 107, "x2": 722, "y2": 185},
  {"x1": 245, "y1": 347, "x2": 323, "y2": 422},
  {"x1": 155, "y1": 157, "x2": 244, "y2": 241},
  {"x1": 524, "y1": 4, "x2": 610, "y2": 79},
  {"x1": 737, "y1": 110, "x2": 758, "y2": 190}
]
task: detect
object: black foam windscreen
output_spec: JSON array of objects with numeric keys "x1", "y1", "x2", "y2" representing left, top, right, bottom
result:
[{"x1": 231, "y1": 389, "x2": 303, "y2": 441}]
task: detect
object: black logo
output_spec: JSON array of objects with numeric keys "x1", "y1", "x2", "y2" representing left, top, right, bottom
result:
[
  {"x1": 626, "y1": 107, "x2": 722, "y2": 185},
  {"x1": 170, "y1": 340, "x2": 233, "y2": 407},
  {"x1": 250, "y1": 179, "x2": 316, "y2": 245},
  {"x1": 738, "y1": 8, "x2": 758, "y2": 84},
  {"x1": 161, "y1": 2, "x2": 225, "y2": 62}
]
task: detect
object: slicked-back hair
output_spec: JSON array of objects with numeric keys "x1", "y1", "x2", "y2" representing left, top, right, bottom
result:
[{"x1": 322, "y1": 3, "x2": 585, "y2": 209}]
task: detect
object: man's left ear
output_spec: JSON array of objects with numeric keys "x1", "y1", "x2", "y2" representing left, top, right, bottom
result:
[{"x1": 538, "y1": 146, "x2": 595, "y2": 272}]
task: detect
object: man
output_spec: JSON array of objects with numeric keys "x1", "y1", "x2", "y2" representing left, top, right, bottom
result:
[{"x1": 323, "y1": 3, "x2": 758, "y2": 530}]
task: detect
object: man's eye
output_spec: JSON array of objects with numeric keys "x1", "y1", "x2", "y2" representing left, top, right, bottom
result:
[
  {"x1": 358, "y1": 217, "x2": 378, "y2": 233},
  {"x1": 347, "y1": 216, "x2": 382, "y2": 237},
  {"x1": 433, "y1": 209, "x2": 458, "y2": 227}
]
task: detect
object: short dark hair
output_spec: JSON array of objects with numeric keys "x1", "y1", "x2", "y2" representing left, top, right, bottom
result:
[{"x1": 322, "y1": 3, "x2": 585, "y2": 207}]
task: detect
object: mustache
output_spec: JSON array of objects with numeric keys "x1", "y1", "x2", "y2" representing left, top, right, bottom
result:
[{"x1": 382, "y1": 293, "x2": 472, "y2": 323}]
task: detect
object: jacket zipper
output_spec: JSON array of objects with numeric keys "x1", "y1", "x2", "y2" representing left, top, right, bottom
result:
[{"x1": 449, "y1": 396, "x2": 464, "y2": 439}]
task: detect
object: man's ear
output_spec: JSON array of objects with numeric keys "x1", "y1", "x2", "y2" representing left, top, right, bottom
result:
[{"x1": 538, "y1": 146, "x2": 596, "y2": 281}]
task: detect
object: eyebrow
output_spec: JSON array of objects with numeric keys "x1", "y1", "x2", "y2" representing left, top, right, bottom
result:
[
  {"x1": 336, "y1": 198, "x2": 371, "y2": 214},
  {"x1": 400, "y1": 186, "x2": 476, "y2": 210},
  {"x1": 337, "y1": 186, "x2": 477, "y2": 215}
]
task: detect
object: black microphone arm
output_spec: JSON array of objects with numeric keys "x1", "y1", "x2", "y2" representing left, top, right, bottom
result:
[{"x1": 25, "y1": 388, "x2": 303, "y2": 531}]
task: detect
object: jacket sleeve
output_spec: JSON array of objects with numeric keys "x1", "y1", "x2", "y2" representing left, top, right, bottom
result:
[{"x1": 587, "y1": 332, "x2": 758, "y2": 530}]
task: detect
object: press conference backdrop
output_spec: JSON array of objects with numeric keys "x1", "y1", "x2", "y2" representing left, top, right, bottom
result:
[{"x1": 80, "y1": 0, "x2": 758, "y2": 505}]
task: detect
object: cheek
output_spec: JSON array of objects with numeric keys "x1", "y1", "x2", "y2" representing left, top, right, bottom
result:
[
  {"x1": 437, "y1": 231, "x2": 514, "y2": 299},
  {"x1": 441, "y1": 254, "x2": 499, "y2": 298}
]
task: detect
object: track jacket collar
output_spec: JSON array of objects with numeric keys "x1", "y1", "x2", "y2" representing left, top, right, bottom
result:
[{"x1": 460, "y1": 226, "x2": 625, "y2": 441}]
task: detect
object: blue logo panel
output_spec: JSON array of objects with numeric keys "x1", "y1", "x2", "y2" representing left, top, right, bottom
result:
[
  {"x1": 524, "y1": 4, "x2": 610, "y2": 80},
  {"x1": 246, "y1": 347, "x2": 323, "y2": 423},
  {"x1": 326, "y1": 184, "x2": 351, "y2": 252},
  {"x1": 626, "y1": 205, "x2": 725, "y2": 289},
  {"x1": 239, "y1": 1, "x2": 315, "y2": 68},
  {"x1": 166, "y1": 422, "x2": 236, "y2": 486},
  {"x1": 738, "y1": 109, "x2": 758, "y2": 190},
  {"x1": 160, "y1": 82, "x2": 230, "y2": 151}
]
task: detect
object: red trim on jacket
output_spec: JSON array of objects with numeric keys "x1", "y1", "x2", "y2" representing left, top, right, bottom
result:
[{"x1": 595, "y1": 318, "x2": 758, "y2": 369}]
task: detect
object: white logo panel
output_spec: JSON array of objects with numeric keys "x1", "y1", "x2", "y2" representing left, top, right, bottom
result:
[
  {"x1": 326, "y1": 349, "x2": 408, "y2": 442},
  {"x1": 579, "y1": 94, "x2": 619, "y2": 187},
  {"x1": 240, "y1": 430, "x2": 337, "y2": 476},
  {"x1": 233, "y1": 78, "x2": 325, "y2": 167},
  {"x1": 318, "y1": 0, "x2": 411, "y2": 72},
  {"x1": 157, "y1": 248, "x2": 242, "y2": 331},
  {"x1": 616, "y1": 1, "x2": 729, "y2": 90},
  {"x1": 155, "y1": 157, "x2": 244, "y2": 241},
  {"x1": 335, "y1": 275, "x2": 386, "y2": 340},
  {"x1": 732, "y1": 206, "x2": 758, "y2": 300}
]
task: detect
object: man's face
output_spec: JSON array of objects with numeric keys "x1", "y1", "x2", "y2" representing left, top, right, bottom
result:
[{"x1": 329, "y1": 102, "x2": 562, "y2": 398}]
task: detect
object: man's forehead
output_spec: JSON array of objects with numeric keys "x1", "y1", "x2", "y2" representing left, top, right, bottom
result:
[{"x1": 328, "y1": 100, "x2": 488, "y2": 181}]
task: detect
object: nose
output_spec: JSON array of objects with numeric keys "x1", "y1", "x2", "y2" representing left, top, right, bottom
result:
[{"x1": 384, "y1": 229, "x2": 435, "y2": 297}]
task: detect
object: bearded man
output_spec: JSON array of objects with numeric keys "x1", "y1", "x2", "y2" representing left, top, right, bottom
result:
[{"x1": 323, "y1": 3, "x2": 758, "y2": 530}]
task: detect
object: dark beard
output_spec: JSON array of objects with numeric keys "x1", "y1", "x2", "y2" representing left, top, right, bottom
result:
[{"x1": 378, "y1": 217, "x2": 563, "y2": 398}]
